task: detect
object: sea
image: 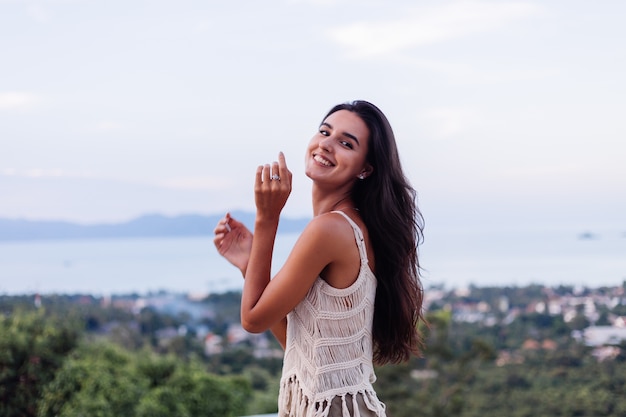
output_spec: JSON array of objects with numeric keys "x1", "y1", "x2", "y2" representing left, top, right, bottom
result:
[{"x1": 1, "y1": 227, "x2": 625, "y2": 295}]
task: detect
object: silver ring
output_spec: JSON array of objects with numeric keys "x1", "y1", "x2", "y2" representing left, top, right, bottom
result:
[{"x1": 271, "y1": 174, "x2": 281, "y2": 181}]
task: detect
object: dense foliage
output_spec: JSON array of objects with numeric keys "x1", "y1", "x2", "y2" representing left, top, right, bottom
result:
[
  {"x1": 0, "y1": 308, "x2": 79, "y2": 417},
  {"x1": 375, "y1": 308, "x2": 626, "y2": 417},
  {"x1": 0, "y1": 302, "x2": 250, "y2": 417},
  {"x1": 1, "y1": 283, "x2": 625, "y2": 416}
]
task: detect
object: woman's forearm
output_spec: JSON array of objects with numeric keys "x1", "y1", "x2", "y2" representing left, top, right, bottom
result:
[{"x1": 240, "y1": 217, "x2": 279, "y2": 332}]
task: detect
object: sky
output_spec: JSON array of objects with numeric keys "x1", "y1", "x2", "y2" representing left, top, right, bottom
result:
[{"x1": 2, "y1": 0, "x2": 625, "y2": 234}]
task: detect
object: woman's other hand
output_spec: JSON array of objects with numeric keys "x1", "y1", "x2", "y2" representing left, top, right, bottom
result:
[{"x1": 213, "y1": 213, "x2": 253, "y2": 275}]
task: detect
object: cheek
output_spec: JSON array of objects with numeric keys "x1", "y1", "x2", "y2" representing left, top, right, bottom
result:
[
  {"x1": 304, "y1": 144, "x2": 313, "y2": 166},
  {"x1": 305, "y1": 137, "x2": 317, "y2": 156}
]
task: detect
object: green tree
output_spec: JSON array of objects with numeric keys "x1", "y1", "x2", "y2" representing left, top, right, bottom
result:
[
  {"x1": 376, "y1": 309, "x2": 496, "y2": 417},
  {"x1": 37, "y1": 342, "x2": 147, "y2": 417},
  {"x1": 0, "y1": 309, "x2": 79, "y2": 417},
  {"x1": 38, "y1": 341, "x2": 252, "y2": 417}
]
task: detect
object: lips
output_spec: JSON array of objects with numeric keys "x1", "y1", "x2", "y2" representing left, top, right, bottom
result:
[{"x1": 313, "y1": 153, "x2": 334, "y2": 167}]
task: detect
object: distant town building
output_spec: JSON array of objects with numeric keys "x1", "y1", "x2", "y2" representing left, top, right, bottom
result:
[
  {"x1": 613, "y1": 316, "x2": 626, "y2": 327},
  {"x1": 227, "y1": 324, "x2": 250, "y2": 345},
  {"x1": 582, "y1": 326, "x2": 626, "y2": 347},
  {"x1": 204, "y1": 333, "x2": 224, "y2": 355},
  {"x1": 591, "y1": 346, "x2": 621, "y2": 362}
]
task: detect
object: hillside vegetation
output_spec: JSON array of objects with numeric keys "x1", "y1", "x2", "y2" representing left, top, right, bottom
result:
[{"x1": 1, "y1": 283, "x2": 625, "y2": 416}]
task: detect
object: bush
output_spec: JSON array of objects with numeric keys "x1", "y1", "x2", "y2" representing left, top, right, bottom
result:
[{"x1": 0, "y1": 309, "x2": 79, "y2": 417}]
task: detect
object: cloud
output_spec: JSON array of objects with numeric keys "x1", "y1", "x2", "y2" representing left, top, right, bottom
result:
[
  {"x1": 285, "y1": 0, "x2": 341, "y2": 5},
  {"x1": 418, "y1": 106, "x2": 485, "y2": 138},
  {"x1": 0, "y1": 169, "x2": 232, "y2": 191},
  {"x1": 160, "y1": 176, "x2": 234, "y2": 191},
  {"x1": 0, "y1": 169, "x2": 233, "y2": 193},
  {"x1": 0, "y1": 92, "x2": 42, "y2": 111},
  {"x1": 327, "y1": 1, "x2": 542, "y2": 58},
  {"x1": 1, "y1": 168, "x2": 94, "y2": 179},
  {"x1": 396, "y1": 57, "x2": 560, "y2": 83},
  {"x1": 499, "y1": 163, "x2": 584, "y2": 179},
  {"x1": 95, "y1": 121, "x2": 124, "y2": 131},
  {"x1": 27, "y1": 4, "x2": 51, "y2": 22}
]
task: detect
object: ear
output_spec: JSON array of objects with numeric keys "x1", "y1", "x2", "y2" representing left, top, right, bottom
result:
[{"x1": 358, "y1": 163, "x2": 374, "y2": 180}]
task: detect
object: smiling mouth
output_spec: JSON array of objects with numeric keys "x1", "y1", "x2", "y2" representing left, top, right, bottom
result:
[{"x1": 313, "y1": 154, "x2": 334, "y2": 167}]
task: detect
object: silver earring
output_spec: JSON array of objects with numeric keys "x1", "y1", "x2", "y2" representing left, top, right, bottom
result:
[{"x1": 358, "y1": 174, "x2": 365, "y2": 180}]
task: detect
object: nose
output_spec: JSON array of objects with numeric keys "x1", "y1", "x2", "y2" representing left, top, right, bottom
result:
[{"x1": 319, "y1": 135, "x2": 333, "y2": 152}]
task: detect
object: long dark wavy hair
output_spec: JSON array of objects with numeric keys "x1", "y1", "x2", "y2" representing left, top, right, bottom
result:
[{"x1": 324, "y1": 100, "x2": 426, "y2": 365}]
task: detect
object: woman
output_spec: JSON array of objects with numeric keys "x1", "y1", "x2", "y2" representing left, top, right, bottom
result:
[{"x1": 213, "y1": 100, "x2": 425, "y2": 417}]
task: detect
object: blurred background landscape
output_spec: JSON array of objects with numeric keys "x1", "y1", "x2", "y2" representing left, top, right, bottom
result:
[{"x1": 1, "y1": 0, "x2": 625, "y2": 415}]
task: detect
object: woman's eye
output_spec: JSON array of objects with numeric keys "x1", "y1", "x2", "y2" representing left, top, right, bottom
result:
[
  {"x1": 319, "y1": 129, "x2": 330, "y2": 136},
  {"x1": 340, "y1": 140, "x2": 354, "y2": 149}
]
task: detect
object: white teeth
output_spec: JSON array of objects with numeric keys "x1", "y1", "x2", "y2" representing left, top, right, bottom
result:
[{"x1": 314, "y1": 155, "x2": 333, "y2": 166}]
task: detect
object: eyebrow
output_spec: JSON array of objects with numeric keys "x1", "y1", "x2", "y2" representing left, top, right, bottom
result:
[{"x1": 321, "y1": 122, "x2": 360, "y2": 145}]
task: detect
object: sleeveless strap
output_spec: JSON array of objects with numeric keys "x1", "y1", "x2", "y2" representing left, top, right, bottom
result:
[{"x1": 330, "y1": 210, "x2": 369, "y2": 266}]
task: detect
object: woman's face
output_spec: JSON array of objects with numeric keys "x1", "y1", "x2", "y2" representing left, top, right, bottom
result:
[{"x1": 305, "y1": 109, "x2": 373, "y2": 186}]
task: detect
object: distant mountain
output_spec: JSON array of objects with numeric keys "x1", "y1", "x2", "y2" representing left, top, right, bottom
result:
[{"x1": 0, "y1": 211, "x2": 310, "y2": 241}]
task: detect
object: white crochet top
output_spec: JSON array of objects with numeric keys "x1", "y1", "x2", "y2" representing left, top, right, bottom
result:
[{"x1": 278, "y1": 211, "x2": 386, "y2": 417}]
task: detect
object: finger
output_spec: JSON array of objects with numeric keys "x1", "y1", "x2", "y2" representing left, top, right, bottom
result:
[
  {"x1": 271, "y1": 160, "x2": 279, "y2": 182},
  {"x1": 213, "y1": 216, "x2": 231, "y2": 234},
  {"x1": 213, "y1": 233, "x2": 224, "y2": 249},
  {"x1": 255, "y1": 165, "x2": 263, "y2": 186},
  {"x1": 263, "y1": 164, "x2": 271, "y2": 183},
  {"x1": 227, "y1": 217, "x2": 243, "y2": 229},
  {"x1": 278, "y1": 152, "x2": 289, "y2": 184},
  {"x1": 227, "y1": 216, "x2": 245, "y2": 229},
  {"x1": 278, "y1": 152, "x2": 286, "y2": 173},
  {"x1": 213, "y1": 222, "x2": 225, "y2": 235},
  {"x1": 214, "y1": 224, "x2": 230, "y2": 235},
  {"x1": 222, "y1": 216, "x2": 232, "y2": 232}
]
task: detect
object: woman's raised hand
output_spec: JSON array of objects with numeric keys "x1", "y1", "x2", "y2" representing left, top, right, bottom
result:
[
  {"x1": 255, "y1": 152, "x2": 292, "y2": 222},
  {"x1": 213, "y1": 213, "x2": 253, "y2": 275}
]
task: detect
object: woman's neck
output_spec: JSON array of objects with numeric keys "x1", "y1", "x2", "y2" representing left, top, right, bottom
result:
[{"x1": 312, "y1": 193, "x2": 357, "y2": 217}]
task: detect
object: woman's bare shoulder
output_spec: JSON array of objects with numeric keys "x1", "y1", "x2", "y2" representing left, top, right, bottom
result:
[
  {"x1": 291, "y1": 213, "x2": 354, "y2": 256},
  {"x1": 301, "y1": 212, "x2": 353, "y2": 237}
]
